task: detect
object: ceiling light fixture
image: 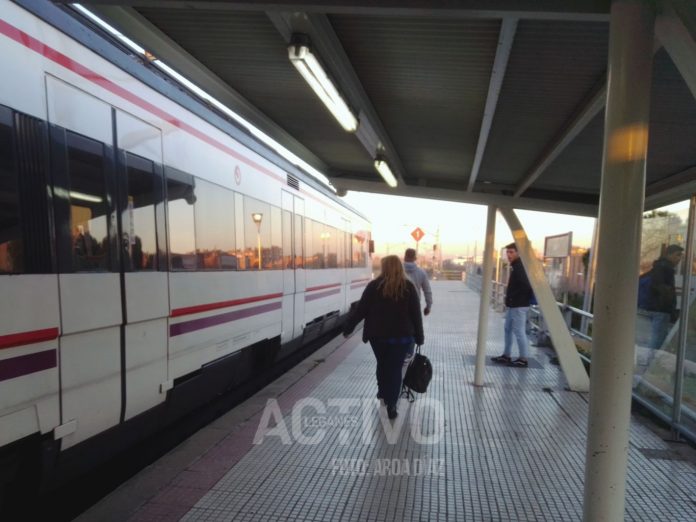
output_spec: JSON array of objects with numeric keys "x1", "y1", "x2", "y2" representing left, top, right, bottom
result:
[
  {"x1": 72, "y1": 6, "x2": 335, "y2": 191},
  {"x1": 70, "y1": 190, "x2": 103, "y2": 203},
  {"x1": 288, "y1": 36, "x2": 358, "y2": 133},
  {"x1": 374, "y1": 156, "x2": 398, "y2": 188}
]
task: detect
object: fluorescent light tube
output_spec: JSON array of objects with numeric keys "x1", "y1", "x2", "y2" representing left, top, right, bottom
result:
[
  {"x1": 70, "y1": 191, "x2": 103, "y2": 203},
  {"x1": 289, "y1": 44, "x2": 358, "y2": 133},
  {"x1": 72, "y1": 6, "x2": 334, "y2": 190},
  {"x1": 374, "y1": 158, "x2": 398, "y2": 188}
]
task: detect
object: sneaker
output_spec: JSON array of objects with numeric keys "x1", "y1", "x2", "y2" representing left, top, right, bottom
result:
[
  {"x1": 491, "y1": 355, "x2": 511, "y2": 364},
  {"x1": 508, "y1": 358, "x2": 528, "y2": 368}
]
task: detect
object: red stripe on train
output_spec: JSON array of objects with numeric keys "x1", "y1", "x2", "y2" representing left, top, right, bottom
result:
[
  {"x1": 0, "y1": 18, "x2": 352, "y2": 215},
  {"x1": 0, "y1": 19, "x2": 285, "y2": 185},
  {"x1": 0, "y1": 327, "x2": 60, "y2": 350},
  {"x1": 171, "y1": 293, "x2": 283, "y2": 318}
]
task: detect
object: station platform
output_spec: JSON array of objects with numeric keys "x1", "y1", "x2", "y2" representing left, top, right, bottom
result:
[{"x1": 78, "y1": 281, "x2": 696, "y2": 522}]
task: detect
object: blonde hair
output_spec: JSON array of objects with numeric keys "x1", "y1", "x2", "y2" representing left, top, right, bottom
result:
[{"x1": 378, "y1": 255, "x2": 409, "y2": 300}]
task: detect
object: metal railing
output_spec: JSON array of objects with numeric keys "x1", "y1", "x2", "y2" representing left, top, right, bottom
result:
[{"x1": 462, "y1": 272, "x2": 696, "y2": 444}]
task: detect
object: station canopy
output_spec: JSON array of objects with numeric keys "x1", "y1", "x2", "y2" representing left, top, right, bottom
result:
[{"x1": 73, "y1": 1, "x2": 696, "y2": 216}]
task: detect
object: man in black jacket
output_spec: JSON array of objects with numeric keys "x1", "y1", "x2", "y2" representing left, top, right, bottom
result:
[
  {"x1": 492, "y1": 243, "x2": 534, "y2": 367},
  {"x1": 642, "y1": 244, "x2": 683, "y2": 349}
]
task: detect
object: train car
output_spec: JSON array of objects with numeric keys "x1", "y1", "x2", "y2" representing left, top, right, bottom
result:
[{"x1": 0, "y1": 0, "x2": 371, "y2": 497}]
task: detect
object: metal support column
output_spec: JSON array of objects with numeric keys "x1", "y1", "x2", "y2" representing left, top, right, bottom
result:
[
  {"x1": 499, "y1": 207, "x2": 590, "y2": 392},
  {"x1": 672, "y1": 195, "x2": 696, "y2": 432},
  {"x1": 581, "y1": 220, "x2": 598, "y2": 335},
  {"x1": 474, "y1": 206, "x2": 496, "y2": 386},
  {"x1": 583, "y1": 2, "x2": 655, "y2": 521}
]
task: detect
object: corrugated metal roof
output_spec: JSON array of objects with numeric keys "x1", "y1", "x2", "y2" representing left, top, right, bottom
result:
[
  {"x1": 647, "y1": 49, "x2": 696, "y2": 184},
  {"x1": 331, "y1": 16, "x2": 500, "y2": 185},
  {"x1": 137, "y1": 7, "x2": 373, "y2": 172},
  {"x1": 80, "y1": 1, "x2": 696, "y2": 214},
  {"x1": 476, "y1": 20, "x2": 609, "y2": 187}
]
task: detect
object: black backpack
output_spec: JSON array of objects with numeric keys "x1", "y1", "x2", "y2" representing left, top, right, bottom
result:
[{"x1": 402, "y1": 346, "x2": 432, "y2": 402}]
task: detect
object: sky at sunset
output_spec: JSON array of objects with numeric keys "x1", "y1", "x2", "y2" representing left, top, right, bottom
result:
[{"x1": 341, "y1": 191, "x2": 596, "y2": 260}]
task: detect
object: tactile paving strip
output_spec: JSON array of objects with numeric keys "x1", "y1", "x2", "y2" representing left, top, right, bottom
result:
[{"x1": 156, "y1": 282, "x2": 696, "y2": 521}]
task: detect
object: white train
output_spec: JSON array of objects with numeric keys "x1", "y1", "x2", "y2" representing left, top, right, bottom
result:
[{"x1": 0, "y1": 0, "x2": 371, "y2": 495}]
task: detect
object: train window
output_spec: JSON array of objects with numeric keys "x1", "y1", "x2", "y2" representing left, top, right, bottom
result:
[
  {"x1": 335, "y1": 229, "x2": 343, "y2": 268},
  {"x1": 66, "y1": 132, "x2": 110, "y2": 272},
  {"x1": 304, "y1": 219, "x2": 313, "y2": 268},
  {"x1": 352, "y1": 232, "x2": 367, "y2": 268},
  {"x1": 166, "y1": 169, "x2": 196, "y2": 270},
  {"x1": 270, "y1": 206, "x2": 283, "y2": 269},
  {"x1": 0, "y1": 109, "x2": 21, "y2": 274},
  {"x1": 325, "y1": 225, "x2": 338, "y2": 269},
  {"x1": 305, "y1": 219, "x2": 322, "y2": 269},
  {"x1": 123, "y1": 153, "x2": 157, "y2": 271},
  {"x1": 282, "y1": 210, "x2": 293, "y2": 269},
  {"x1": 294, "y1": 215, "x2": 304, "y2": 269},
  {"x1": 243, "y1": 195, "x2": 271, "y2": 270},
  {"x1": 339, "y1": 230, "x2": 348, "y2": 268},
  {"x1": 194, "y1": 180, "x2": 235, "y2": 270}
]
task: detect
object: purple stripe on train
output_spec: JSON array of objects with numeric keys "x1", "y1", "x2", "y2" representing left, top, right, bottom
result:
[
  {"x1": 305, "y1": 288, "x2": 341, "y2": 302},
  {"x1": 0, "y1": 349, "x2": 57, "y2": 382},
  {"x1": 170, "y1": 301, "x2": 282, "y2": 337}
]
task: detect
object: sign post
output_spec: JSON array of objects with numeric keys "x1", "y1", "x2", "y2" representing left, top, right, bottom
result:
[{"x1": 411, "y1": 227, "x2": 425, "y2": 254}]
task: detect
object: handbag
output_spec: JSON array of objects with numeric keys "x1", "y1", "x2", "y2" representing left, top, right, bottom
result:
[{"x1": 401, "y1": 345, "x2": 432, "y2": 402}]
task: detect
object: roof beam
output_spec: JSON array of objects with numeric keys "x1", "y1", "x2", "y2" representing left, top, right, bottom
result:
[
  {"x1": 656, "y1": 5, "x2": 696, "y2": 103},
  {"x1": 78, "y1": 1, "x2": 611, "y2": 21},
  {"x1": 333, "y1": 178, "x2": 598, "y2": 217},
  {"x1": 467, "y1": 17, "x2": 517, "y2": 191},
  {"x1": 513, "y1": 39, "x2": 662, "y2": 198},
  {"x1": 84, "y1": 5, "x2": 331, "y2": 177},
  {"x1": 268, "y1": 11, "x2": 407, "y2": 186},
  {"x1": 513, "y1": 78, "x2": 606, "y2": 198},
  {"x1": 645, "y1": 166, "x2": 696, "y2": 210}
]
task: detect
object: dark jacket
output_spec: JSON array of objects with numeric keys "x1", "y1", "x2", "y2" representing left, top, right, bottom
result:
[
  {"x1": 343, "y1": 277, "x2": 425, "y2": 345},
  {"x1": 646, "y1": 257, "x2": 677, "y2": 315},
  {"x1": 505, "y1": 258, "x2": 533, "y2": 308}
]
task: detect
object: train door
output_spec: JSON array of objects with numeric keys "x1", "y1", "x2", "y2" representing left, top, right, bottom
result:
[
  {"x1": 0, "y1": 106, "x2": 61, "y2": 449},
  {"x1": 114, "y1": 110, "x2": 168, "y2": 421},
  {"x1": 293, "y1": 197, "x2": 306, "y2": 338},
  {"x1": 47, "y1": 77, "x2": 122, "y2": 449},
  {"x1": 280, "y1": 191, "x2": 294, "y2": 343}
]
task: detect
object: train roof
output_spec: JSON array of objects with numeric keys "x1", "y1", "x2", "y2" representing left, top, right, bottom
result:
[{"x1": 18, "y1": 0, "x2": 370, "y2": 223}]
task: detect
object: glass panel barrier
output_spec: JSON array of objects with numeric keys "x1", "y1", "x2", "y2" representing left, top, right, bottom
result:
[
  {"x1": 680, "y1": 199, "x2": 696, "y2": 435},
  {"x1": 633, "y1": 200, "x2": 690, "y2": 418}
]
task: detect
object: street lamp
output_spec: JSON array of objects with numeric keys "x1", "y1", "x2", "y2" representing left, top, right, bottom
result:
[{"x1": 252, "y1": 212, "x2": 263, "y2": 269}]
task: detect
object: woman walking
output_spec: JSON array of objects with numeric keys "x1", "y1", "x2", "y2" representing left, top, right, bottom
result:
[{"x1": 343, "y1": 255, "x2": 425, "y2": 419}]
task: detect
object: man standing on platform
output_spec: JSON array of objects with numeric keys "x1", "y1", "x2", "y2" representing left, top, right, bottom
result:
[
  {"x1": 403, "y1": 248, "x2": 433, "y2": 316},
  {"x1": 402, "y1": 248, "x2": 432, "y2": 380},
  {"x1": 492, "y1": 243, "x2": 534, "y2": 368},
  {"x1": 640, "y1": 244, "x2": 684, "y2": 350}
]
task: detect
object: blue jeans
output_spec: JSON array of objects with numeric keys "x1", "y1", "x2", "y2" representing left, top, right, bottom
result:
[
  {"x1": 648, "y1": 311, "x2": 670, "y2": 350},
  {"x1": 370, "y1": 341, "x2": 414, "y2": 409},
  {"x1": 504, "y1": 307, "x2": 530, "y2": 359}
]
